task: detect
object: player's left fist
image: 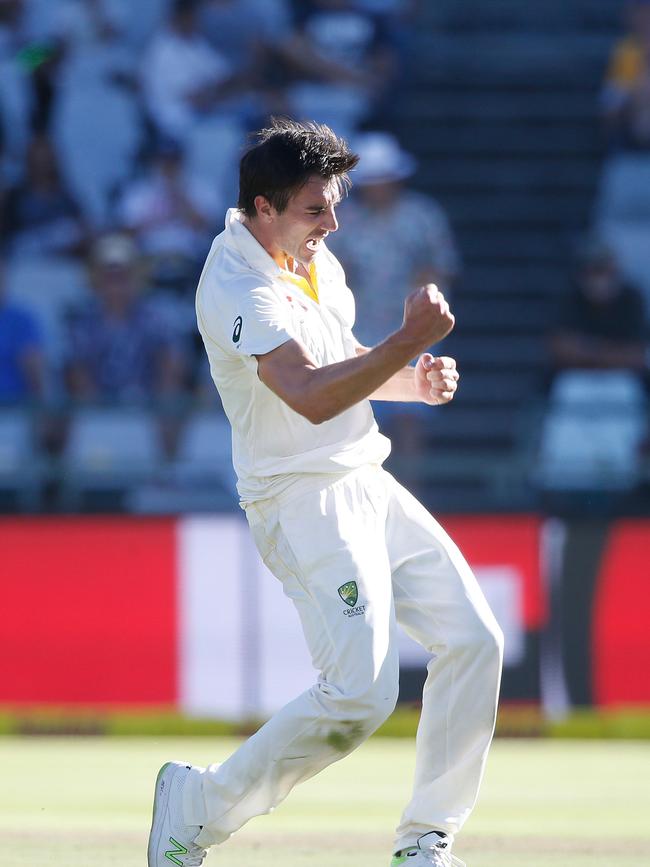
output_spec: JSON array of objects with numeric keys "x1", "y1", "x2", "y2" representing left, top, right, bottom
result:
[{"x1": 415, "y1": 354, "x2": 459, "y2": 405}]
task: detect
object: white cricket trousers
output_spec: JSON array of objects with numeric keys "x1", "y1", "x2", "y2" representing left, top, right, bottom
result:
[{"x1": 185, "y1": 465, "x2": 503, "y2": 853}]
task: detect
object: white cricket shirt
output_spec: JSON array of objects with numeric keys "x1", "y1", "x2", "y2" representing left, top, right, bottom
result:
[{"x1": 196, "y1": 208, "x2": 390, "y2": 502}]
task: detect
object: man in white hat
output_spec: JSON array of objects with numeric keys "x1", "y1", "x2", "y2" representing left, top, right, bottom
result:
[{"x1": 328, "y1": 131, "x2": 461, "y2": 466}]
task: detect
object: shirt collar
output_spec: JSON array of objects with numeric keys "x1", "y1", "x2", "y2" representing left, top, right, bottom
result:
[{"x1": 224, "y1": 208, "x2": 284, "y2": 279}]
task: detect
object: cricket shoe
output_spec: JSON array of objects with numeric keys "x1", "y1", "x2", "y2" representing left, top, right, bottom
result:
[
  {"x1": 391, "y1": 831, "x2": 466, "y2": 867},
  {"x1": 147, "y1": 761, "x2": 207, "y2": 866}
]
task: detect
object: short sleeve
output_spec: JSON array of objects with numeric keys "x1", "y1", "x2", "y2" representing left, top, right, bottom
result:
[{"x1": 198, "y1": 278, "x2": 295, "y2": 358}]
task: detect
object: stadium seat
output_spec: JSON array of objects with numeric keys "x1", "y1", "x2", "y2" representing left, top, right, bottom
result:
[
  {"x1": 597, "y1": 154, "x2": 650, "y2": 223},
  {"x1": 52, "y1": 83, "x2": 143, "y2": 227},
  {"x1": 536, "y1": 370, "x2": 647, "y2": 490},
  {"x1": 185, "y1": 117, "x2": 244, "y2": 207},
  {"x1": 549, "y1": 369, "x2": 646, "y2": 407},
  {"x1": 5, "y1": 256, "x2": 88, "y2": 366},
  {"x1": 173, "y1": 409, "x2": 237, "y2": 494},
  {"x1": 60, "y1": 407, "x2": 164, "y2": 509},
  {"x1": 121, "y1": 0, "x2": 173, "y2": 48},
  {"x1": 596, "y1": 155, "x2": 650, "y2": 300},
  {"x1": 598, "y1": 222, "x2": 650, "y2": 301},
  {"x1": 127, "y1": 409, "x2": 237, "y2": 513},
  {"x1": 0, "y1": 409, "x2": 42, "y2": 511},
  {"x1": 0, "y1": 57, "x2": 31, "y2": 181}
]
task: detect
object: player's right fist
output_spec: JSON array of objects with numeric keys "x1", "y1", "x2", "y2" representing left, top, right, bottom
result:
[{"x1": 402, "y1": 284, "x2": 455, "y2": 349}]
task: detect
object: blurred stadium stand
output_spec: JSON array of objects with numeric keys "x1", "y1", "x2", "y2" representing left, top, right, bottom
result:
[
  {"x1": 538, "y1": 370, "x2": 647, "y2": 491},
  {"x1": 383, "y1": 0, "x2": 644, "y2": 512},
  {"x1": 3, "y1": 0, "x2": 650, "y2": 719},
  {"x1": 0, "y1": 406, "x2": 42, "y2": 510},
  {"x1": 1, "y1": 0, "x2": 648, "y2": 517},
  {"x1": 60, "y1": 405, "x2": 165, "y2": 509}
]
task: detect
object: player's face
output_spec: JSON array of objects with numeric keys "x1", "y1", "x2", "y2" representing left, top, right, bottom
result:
[{"x1": 270, "y1": 176, "x2": 341, "y2": 267}]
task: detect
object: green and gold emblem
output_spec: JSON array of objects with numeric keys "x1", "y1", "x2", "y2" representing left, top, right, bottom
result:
[{"x1": 338, "y1": 581, "x2": 358, "y2": 607}]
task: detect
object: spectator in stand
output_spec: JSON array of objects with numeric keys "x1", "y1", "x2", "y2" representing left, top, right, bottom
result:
[
  {"x1": 597, "y1": 1, "x2": 650, "y2": 300},
  {"x1": 44, "y1": 0, "x2": 138, "y2": 93},
  {"x1": 549, "y1": 236, "x2": 647, "y2": 373},
  {"x1": 65, "y1": 233, "x2": 186, "y2": 402},
  {"x1": 198, "y1": 0, "x2": 292, "y2": 121},
  {"x1": 602, "y1": 0, "x2": 650, "y2": 151},
  {"x1": 1, "y1": 132, "x2": 86, "y2": 258},
  {"x1": 328, "y1": 131, "x2": 460, "y2": 465},
  {"x1": 140, "y1": 0, "x2": 243, "y2": 144},
  {"x1": 280, "y1": 0, "x2": 400, "y2": 137},
  {"x1": 329, "y1": 132, "x2": 460, "y2": 349},
  {"x1": 0, "y1": 257, "x2": 45, "y2": 402},
  {"x1": 0, "y1": 0, "x2": 37, "y2": 180},
  {"x1": 540, "y1": 237, "x2": 648, "y2": 495},
  {"x1": 116, "y1": 137, "x2": 221, "y2": 288}
]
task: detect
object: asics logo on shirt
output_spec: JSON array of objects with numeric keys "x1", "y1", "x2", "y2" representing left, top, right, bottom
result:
[{"x1": 232, "y1": 316, "x2": 243, "y2": 343}]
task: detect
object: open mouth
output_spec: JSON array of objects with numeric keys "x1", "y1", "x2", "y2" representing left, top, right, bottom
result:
[{"x1": 305, "y1": 235, "x2": 326, "y2": 252}]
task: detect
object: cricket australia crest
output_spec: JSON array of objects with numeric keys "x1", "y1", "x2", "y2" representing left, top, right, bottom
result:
[{"x1": 338, "y1": 581, "x2": 358, "y2": 607}]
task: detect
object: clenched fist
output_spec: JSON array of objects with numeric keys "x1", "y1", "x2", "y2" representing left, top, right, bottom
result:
[
  {"x1": 402, "y1": 284, "x2": 455, "y2": 351},
  {"x1": 415, "y1": 354, "x2": 459, "y2": 405}
]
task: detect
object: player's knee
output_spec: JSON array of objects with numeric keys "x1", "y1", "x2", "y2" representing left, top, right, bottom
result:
[
  {"x1": 317, "y1": 672, "x2": 399, "y2": 744},
  {"x1": 361, "y1": 675, "x2": 400, "y2": 730},
  {"x1": 465, "y1": 615, "x2": 504, "y2": 671}
]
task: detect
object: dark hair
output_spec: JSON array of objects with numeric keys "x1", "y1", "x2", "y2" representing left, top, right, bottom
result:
[{"x1": 238, "y1": 118, "x2": 359, "y2": 219}]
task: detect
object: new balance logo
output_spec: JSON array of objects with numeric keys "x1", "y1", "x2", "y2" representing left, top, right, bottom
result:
[{"x1": 165, "y1": 837, "x2": 188, "y2": 865}]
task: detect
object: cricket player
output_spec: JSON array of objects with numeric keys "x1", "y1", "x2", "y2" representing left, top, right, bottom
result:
[{"x1": 148, "y1": 119, "x2": 503, "y2": 867}]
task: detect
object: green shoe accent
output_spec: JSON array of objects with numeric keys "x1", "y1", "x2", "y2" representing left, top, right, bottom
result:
[
  {"x1": 165, "y1": 837, "x2": 189, "y2": 866},
  {"x1": 391, "y1": 848, "x2": 418, "y2": 865}
]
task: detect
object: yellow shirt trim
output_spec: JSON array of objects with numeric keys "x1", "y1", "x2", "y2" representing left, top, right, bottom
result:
[{"x1": 279, "y1": 261, "x2": 319, "y2": 304}]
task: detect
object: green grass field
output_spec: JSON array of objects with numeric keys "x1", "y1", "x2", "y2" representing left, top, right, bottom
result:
[{"x1": 2, "y1": 736, "x2": 649, "y2": 866}]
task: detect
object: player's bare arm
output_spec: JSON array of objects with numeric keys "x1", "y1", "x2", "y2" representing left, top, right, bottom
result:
[
  {"x1": 256, "y1": 284, "x2": 455, "y2": 424},
  {"x1": 362, "y1": 352, "x2": 459, "y2": 405}
]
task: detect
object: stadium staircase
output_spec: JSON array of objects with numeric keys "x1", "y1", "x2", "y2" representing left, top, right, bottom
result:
[{"x1": 387, "y1": 0, "x2": 623, "y2": 510}]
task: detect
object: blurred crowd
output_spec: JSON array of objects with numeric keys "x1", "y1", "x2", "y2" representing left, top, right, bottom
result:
[
  {"x1": 1, "y1": 0, "x2": 454, "y2": 508},
  {"x1": 0, "y1": 0, "x2": 420, "y2": 410},
  {"x1": 538, "y1": 0, "x2": 650, "y2": 498},
  {"x1": 3, "y1": 0, "x2": 650, "y2": 509}
]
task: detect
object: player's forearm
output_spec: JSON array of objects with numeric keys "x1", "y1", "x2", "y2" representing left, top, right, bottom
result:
[
  {"x1": 369, "y1": 367, "x2": 422, "y2": 401},
  {"x1": 258, "y1": 285, "x2": 454, "y2": 422},
  {"x1": 354, "y1": 345, "x2": 420, "y2": 401},
  {"x1": 298, "y1": 331, "x2": 423, "y2": 423}
]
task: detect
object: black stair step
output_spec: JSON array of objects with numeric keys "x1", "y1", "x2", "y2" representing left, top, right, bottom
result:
[
  {"x1": 460, "y1": 263, "x2": 568, "y2": 296},
  {"x1": 453, "y1": 371, "x2": 544, "y2": 405},
  {"x1": 457, "y1": 230, "x2": 568, "y2": 262},
  {"x1": 453, "y1": 213, "x2": 587, "y2": 235},
  {"x1": 395, "y1": 90, "x2": 600, "y2": 122},
  {"x1": 418, "y1": 0, "x2": 622, "y2": 32},
  {"x1": 451, "y1": 297, "x2": 553, "y2": 332},
  {"x1": 425, "y1": 405, "x2": 524, "y2": 446},
  {"x1": 416, "y1": 158, "x2": 601, "y2": 193},
  {"x1": 441, "y1": 334, "x2": 547, "y2": 369},
  {"x1": 412, "y1": 34, "x2": 613, "y2": 83},
  {"x1": 415, "y1": 124, "x2": 603, "y2": 159},
  {"x1": 439, "y1": 193, "x2": 592, "y2": 226}
]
